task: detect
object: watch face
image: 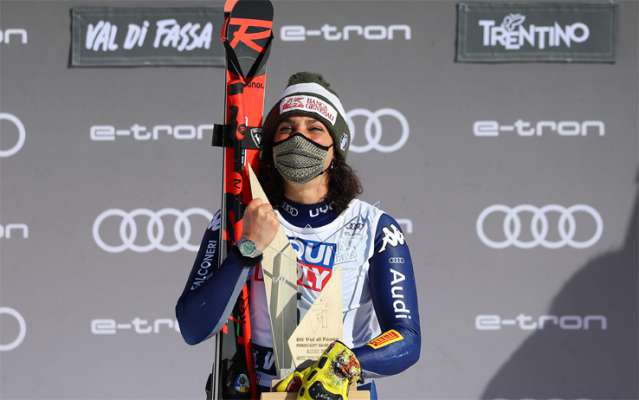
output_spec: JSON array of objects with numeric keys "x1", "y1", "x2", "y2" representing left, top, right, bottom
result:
[{"x1": 240, "y1": 239, "x2": 256, "y2": 257}]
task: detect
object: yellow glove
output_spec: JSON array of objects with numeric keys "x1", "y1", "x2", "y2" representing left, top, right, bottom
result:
[
  {"x1": 272, "y1": 360, "x2": 314, "y2": 392},
  {"x1": 273, "y1": 341, "x2": 361, "y2": 400}
]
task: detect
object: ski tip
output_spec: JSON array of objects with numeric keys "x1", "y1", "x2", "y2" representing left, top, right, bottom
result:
[
  {"x1": 226, "y1": 0, "x2": 274, "y2": 18},
  {"x1": 224, "y1": 0, "x2": 239, "y2": 13}
]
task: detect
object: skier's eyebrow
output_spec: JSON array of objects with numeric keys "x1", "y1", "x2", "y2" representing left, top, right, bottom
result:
[{"x1": 279, "y1": 117, "x2": 321, "y2": 125}]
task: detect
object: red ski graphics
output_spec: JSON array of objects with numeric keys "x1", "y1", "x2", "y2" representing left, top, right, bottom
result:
[
  {"x1": 211, "y1": 1, "x2": 273, "y2": 398},
  {"x1": 229, "y1": 17, "x2": 272, "y2": 52},
  {"x1": 279, "y1": 95, "x2": 338, "y2": 125},
  {"x1": 289, "y1": 237, "x2": 337, "y2": 292}
]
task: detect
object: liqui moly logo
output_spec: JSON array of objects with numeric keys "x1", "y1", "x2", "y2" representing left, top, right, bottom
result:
[
  {"x1": 289, "y1": 237, "x2": 336, "y2": 292},
  {"x1": 479, "y1": 14, "x2": 590, "y2": 50}
]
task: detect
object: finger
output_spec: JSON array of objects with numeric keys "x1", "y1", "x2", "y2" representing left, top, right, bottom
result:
[
  {"x1": 257, "y1": 204, "x2": 275, "y2": 217},
  {"x1": 273, "y1": 372, "x2": 303, "y2": 392},
  {"x1": 247, "y1": 198, "x2": 264, "y2": 211},
  {"x1": 256, "y1": 202, "x2": 273, "y2": 212}
]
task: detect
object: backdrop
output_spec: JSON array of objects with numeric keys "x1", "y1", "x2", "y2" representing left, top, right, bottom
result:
[{"x1": 0, "y1": 1, "x2": 637, "y2": 399}]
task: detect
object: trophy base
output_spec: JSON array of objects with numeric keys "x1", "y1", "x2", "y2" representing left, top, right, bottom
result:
[
  {"x1": 260, "y1": 390, "x2": 370, "y2": 399},
  {"x1": 261, "y1": 381, "x2": 370, "y2": 400}
]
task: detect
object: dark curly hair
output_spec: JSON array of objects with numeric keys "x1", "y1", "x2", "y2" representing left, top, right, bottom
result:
[{"x1": 258, "y1": 132, "x2": 363, "y2": 215}]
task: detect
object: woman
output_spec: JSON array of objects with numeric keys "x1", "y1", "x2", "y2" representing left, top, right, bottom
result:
[{"x1": 176, "y1": 72, "x2": 421, "y2": 399}]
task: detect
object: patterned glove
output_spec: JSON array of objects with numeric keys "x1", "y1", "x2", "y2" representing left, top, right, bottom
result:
[
  {"x1": 272, "y1": 359, "x2": 314, "y2": 393},
  {"x1": 273, "y1": 341, "x2": 361, "y2": 400}
]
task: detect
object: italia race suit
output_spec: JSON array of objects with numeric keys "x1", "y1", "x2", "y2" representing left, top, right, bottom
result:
[{"x1": 176, "y1": 197, "x2": 421, "y2": 395}]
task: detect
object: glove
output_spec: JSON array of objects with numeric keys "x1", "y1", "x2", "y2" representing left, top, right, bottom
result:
[
  {"x1": 273, "y1": 341, "x2": 361, "y2": 400},
  {"x1": 272, "y1": 359, "x2": 314, "y2": 393}
]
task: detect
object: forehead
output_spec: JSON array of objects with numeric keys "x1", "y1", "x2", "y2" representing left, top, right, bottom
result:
[{"x1": 278, "y1": 115, "x2": 323, "y2": 125}]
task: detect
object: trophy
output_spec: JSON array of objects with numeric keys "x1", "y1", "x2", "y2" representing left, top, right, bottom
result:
[{"x1": 248, "y1": 167, "x2": 369, "y2": 400}]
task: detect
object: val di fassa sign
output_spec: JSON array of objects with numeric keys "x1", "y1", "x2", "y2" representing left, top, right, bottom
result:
[
  {"x1": 456, "y1": 1, "x2": 616, "y2": 63},
  {"x1": 71, "y1": 7, "x2": 225, "y2": 66}
]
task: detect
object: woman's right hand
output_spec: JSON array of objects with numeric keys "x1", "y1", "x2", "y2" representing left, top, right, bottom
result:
[{"x1": 241, "y1": 198, "x2": 279, "y2": 252}]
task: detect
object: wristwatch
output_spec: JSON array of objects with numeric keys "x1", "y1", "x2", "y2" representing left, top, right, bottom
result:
[{"x1": 237, "y1": 237, "x2": 262, "y2": 258}]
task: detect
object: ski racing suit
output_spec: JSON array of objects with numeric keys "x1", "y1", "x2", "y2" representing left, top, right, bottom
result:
[{"x1": 176, "y1": 197, "x2": 421, "y2": 397}]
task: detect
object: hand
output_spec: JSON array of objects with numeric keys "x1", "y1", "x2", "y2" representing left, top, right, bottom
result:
[
  {"x1": 241, "y1": 198, "x2": 279, "y2": 252},
  {"x1": 273, "y1": 341, "x2": 361, "y2": 399},
  {"x1": 272, "y1": 360, "x2": 313, "y2": 393}
]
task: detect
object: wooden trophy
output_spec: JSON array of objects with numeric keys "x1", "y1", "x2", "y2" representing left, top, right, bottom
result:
[{"x1": 249, "y1": 166, "x2": 369, "y2": 400}]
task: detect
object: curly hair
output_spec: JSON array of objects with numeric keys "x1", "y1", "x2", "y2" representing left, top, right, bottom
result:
[{"x1": 258, "y1": 133, "x2": 362, "y2": 215}]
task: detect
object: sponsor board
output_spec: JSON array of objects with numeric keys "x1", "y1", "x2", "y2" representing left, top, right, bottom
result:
[
  {"x1": 0, "y1": 307, "x2": 27, "y2": 351},
  {"x1": 91, "y1": 317, "x2": 180, "y2": 335},
  {"x1": 0, "y1": 113, "x2": 26, "y2": 158},
  {"x1": 0, "y1": 223, "x2": 29, "y2": 239},
  {"x1": 0, "y1": 28, "x2": 28, "y2": 44},
  {"x1": 476, "y1": 314, "x2": 607, "y2": 331},
  {"x1": 476, "y1": 204, "x2": 603, "y2": 249},
  {"x1": 280, "y1": 24, "x2": 411, "y2": 42},
  {"x1": 93, "y1": 208, "x2": 213, "y2": 253},
  {"x1": 90, "y1": 123, "x2": 214, "y2": 141},
  {"x1": 473, "y1": 120, "x2": 605, "y2": 137},
  {"x1": 456, "y1": 2, "x2": 615, "y2": 63},
  {"x1": 346, "y1": 108, "x2": 409, "y2": 154},
  {"x1": 71, "y1": 7, "x2": 225, "y2": 66}
]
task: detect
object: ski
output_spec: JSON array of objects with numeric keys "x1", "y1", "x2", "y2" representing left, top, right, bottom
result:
[{"x1": 209, "y1": 1, "x2": 273, "y2": 399}]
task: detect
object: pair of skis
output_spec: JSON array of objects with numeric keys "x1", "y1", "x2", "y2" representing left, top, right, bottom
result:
[{"x1": 209, "y1": 0, "x2": 273, "y2": 399}]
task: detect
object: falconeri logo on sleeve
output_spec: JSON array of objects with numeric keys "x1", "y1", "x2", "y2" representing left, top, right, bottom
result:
[{"x1": 456, "y1": 2, "x2": 616, "y2": 63}]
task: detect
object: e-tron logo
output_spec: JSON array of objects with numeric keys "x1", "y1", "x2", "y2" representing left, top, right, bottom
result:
[
  {"x1": 0, "y1": 113, "x2": 26, "y2": 157},
  {"x1": 479, "y1": 14, "x2": 590, "y2": 50},
  {"x1": 93, "y1": 208, "x2": 213, "y2": 253},
  {"x1": 0, "y1": 223, "x2": 29, "y2": 239},
  {"x1": 476, "y1": 314, "x2": 607, "y2": 331},
  {"x1": 346, "y1": 108, "x2": 409, "y2": 153},
  {"x1": 0, "y1": 29, "x2": 28, "y2": 45},
  {"x1": 473, "y1": 120, "x2": 605, "y2": 137},
  {"x1": 476, "y1": 204, "x2": 603, "y2": 249},
  {"x1": 91, "y1": 317, "x2": 180, "y2": 335},
  {"x1": 280, "y1": 24, "x2": 411, "y2": 42},
  {"x1": 90, "y1": 124, "x2": 214, "y2": 141},
  {"x1": 492, "y1": 398, "x2": 591, "y2": 400},
  {"x1": 0, "y1": 307, "x2": 27, "y2": 351}
]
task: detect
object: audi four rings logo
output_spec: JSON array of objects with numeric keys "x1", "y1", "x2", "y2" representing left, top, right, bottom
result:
[
  {"x1": 345, "y1": 108, "x2": 409, "y2": 153},
  {"x1": 0, "y1": 307, "x2": 27, "y2": 352},
  {"x1": 93, "y1": 208, "x2": 213, "y2": 253},
  {"x1": 0, "y1": 113, "x2": 26, "y2": 157},
  {"x1": 476, "y1": 204, "x2": 603, "y2": 249}
]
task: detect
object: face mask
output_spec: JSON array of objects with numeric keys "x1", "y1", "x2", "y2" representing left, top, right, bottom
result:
[{"x1": 272, "y1": 132, "x2": 332, "y2": 184}]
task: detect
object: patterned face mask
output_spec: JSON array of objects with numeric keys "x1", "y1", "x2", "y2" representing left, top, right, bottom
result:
[{"x1": 272, "y1": 133, "x2": 333, "y2": 184}]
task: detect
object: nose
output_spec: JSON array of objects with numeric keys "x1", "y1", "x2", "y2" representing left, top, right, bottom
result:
[{"x1": 296, "y1": 127, "x2": 313, "y2": 138}]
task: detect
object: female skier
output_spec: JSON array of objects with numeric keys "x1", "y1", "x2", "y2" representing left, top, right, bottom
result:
[{"x1": 176, "y1": 72, "x2": 421, "y2": 399}]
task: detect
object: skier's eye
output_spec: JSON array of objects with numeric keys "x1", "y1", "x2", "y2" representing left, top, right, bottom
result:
[
  {"x1": 310, "y1": 125, "x2": 324, "y2": 132},
  {"x1": 278, "y1": 125, "x2": 293, "y2": 133}
]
